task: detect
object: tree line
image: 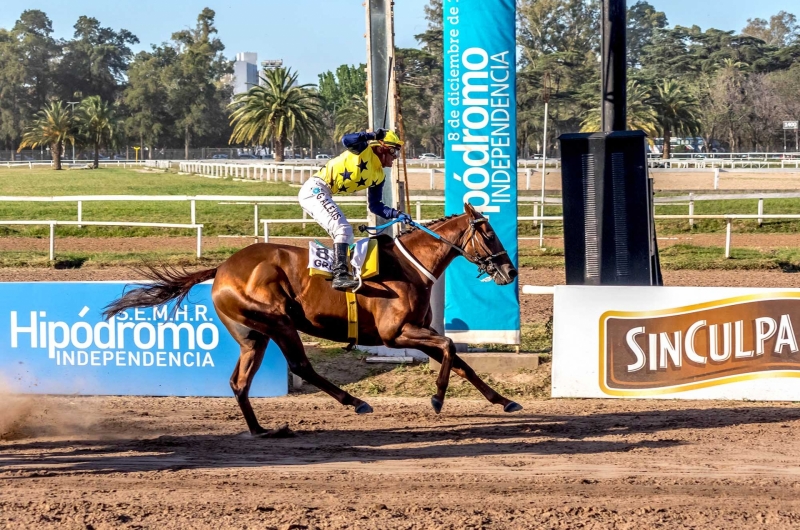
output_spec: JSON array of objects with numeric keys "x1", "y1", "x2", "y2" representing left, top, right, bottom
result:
[
  {"x1": 2, "y1": 2, "x2": 800, "y2": 166},
  {"x1": 400, "y1": 0, "x2": 800, "y2": 157}
]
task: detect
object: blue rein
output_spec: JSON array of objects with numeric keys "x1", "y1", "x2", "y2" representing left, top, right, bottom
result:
[{"x1": 358, "y1": 218, "x2": 443, "y2": 240}]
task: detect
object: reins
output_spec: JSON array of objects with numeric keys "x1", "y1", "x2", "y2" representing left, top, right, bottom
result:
[{"x1": 358, "y1": 216, "x2": 507, "y2": 278}]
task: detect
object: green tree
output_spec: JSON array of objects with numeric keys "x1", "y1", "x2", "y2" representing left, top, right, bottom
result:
[
  {"x1": 76, "y1": 96, "x2": 117, "y2": 168},
  {"x1": 334, "y1": 94, "x2": 369, "y2": 140},
  {"x1": 229, "y1": 67, "x2": 323, "y2": 162},
  {"x1": 169, "y1": 8, "x2": 232, "y2": 159},
  {"x1": 55, "y1": 16, "x2": 139, "y2": 102},
  {"x1": 123, "y1": 46, "x2": 177, "y2": 156},
  {"x1": 0, "y1": 11, "x2": 58, "y2": 158},
  {"x1": 580, "y1": 81, "x2": 658, "y2": 138},
  {"x1": 18, "y1": 101, "x2": 75, "y2": 170},
  {"x1": 0, "y1": 29, "x2": 26, "y2": 156},
  {"x1": 395, "y1": 0, "x2": 444, "y2": 155},
  {"x1": 627, "y1": 1, "x2": 668, "y2": 68},
  {"x1": 517, "y1": 0, "x2": 600, "y2": 155},
  {"x1": 743, "y1": 11, "x2": 800, "y2": 47},
  {"x1": 650, "y1": 80, "x2": 701, "y2": 159}
]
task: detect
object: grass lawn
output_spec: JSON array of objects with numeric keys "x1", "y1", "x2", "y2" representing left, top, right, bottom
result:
[{"x1": 1, "y1": 166, "x2": 799, "y2": 270}]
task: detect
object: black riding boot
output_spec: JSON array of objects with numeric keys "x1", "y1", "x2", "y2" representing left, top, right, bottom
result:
[{"x1": 332, "y1": 243, "x2": 359, "y2": 291}]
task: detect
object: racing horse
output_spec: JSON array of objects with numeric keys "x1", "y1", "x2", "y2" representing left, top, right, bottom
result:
[{"x1": 104, "y1": 203, "x2": 521, "y2": 436}]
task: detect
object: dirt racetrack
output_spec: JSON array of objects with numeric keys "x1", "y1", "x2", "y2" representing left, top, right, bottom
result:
[
  {"x1": 5, "y1": 267, "x2": 800, "y2": 528},
  {"x1": 4, "y1": 395, "x2": 800, "y2": 529}
]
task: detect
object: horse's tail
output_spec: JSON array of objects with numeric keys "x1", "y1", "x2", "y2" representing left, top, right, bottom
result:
[{"x1": 102, "y1": 264, "x2": 217, "y2": 320}]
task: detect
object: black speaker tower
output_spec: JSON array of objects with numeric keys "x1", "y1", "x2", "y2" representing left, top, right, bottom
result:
[{"x1": 557, "y1": 0, "x2": 662, "y2": 286}]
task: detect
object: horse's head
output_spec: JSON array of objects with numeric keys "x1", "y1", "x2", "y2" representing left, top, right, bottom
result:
[{"x1": 458, "y1": 203, "x2": 518, "y2": 286}]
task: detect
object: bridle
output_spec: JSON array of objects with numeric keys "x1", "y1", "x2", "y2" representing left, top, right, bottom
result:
[
  {"x1": 360, "y1": 214, "x2": 508, "y2": 281},
  {"x1": 398, "y1": 217, "x2": 507, "y2": 280},
  {"x1": 451, "y1": 217, "x2": 509, "y2": 278}
]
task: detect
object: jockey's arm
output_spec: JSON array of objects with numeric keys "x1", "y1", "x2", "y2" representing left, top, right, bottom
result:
[
  {"x1": 367, "y1": 182, "x2": 400, "y2": 219},
  {"x1": 342, "y1": 131, "x2": 379, "y2": 154}
]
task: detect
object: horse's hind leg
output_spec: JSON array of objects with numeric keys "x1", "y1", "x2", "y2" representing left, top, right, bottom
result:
[
  {"x1": 270, "y1": 320, "x2": 373, "y2": 414},
  {"x1": 220, "y1": 315, "x2": 288, "y2": 436},
  {"x1": 390, "y1": 324, "x2": 522, "y2": 414}
]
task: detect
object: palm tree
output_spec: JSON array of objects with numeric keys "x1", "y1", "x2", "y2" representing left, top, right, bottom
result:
[
  {"x1": 228, "y1": 67, "x2": 324, "y2": 162},
  {"x1": 76, "y1": 96, "x2": 118, "y2": 169},
  {"x1": 650, "y1": 80, "x2": 701, "y2": 159},
  {"x1": 18, "y1": 101, "x2": 75, "y2": 170},
  {"x1": 334, "y1": 94, "x2": 369, "y2": 141},
  {"x1": 580, "y1": 81, "x2": 659, "y2": 139}
]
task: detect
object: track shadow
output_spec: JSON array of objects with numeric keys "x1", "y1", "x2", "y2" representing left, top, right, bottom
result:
[{"x1": 2, "y1": 404, "x2": 799, "y2": 476}]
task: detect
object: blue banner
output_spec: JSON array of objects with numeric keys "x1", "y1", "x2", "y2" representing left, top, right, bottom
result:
[
  {"x1": 443, "y1": 0, "x2": 519, "y2": 344},
  {"x1": 0, "y1": 282, "x2": 288, "y2": 397}
]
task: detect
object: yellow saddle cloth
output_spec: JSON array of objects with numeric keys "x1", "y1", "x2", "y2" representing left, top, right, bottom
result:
[{"x1": 308, "y1": 238, "x2": 380, "y2": 342}]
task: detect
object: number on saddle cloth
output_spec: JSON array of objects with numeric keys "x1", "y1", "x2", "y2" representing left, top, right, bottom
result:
[{"x1": 307, "y1": 239, "x2": 380, "y2": 279}]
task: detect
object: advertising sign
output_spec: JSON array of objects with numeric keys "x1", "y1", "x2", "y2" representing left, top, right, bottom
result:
[
  {"x1": 553, "y1": 286, "x2": 800, "y2": 400},
  {"x1": 0, "y1": 282, "x2": 288, "y2": 397},
  {"x1": 443, "y1": 0, "x2": 519, "y2": 344}
]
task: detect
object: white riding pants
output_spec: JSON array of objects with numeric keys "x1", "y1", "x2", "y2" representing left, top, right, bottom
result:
[{"x1": 298, "y1": 177, "x2": 354, "y2": 244}]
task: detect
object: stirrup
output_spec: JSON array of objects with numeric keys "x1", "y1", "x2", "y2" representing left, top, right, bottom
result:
[{"x1": 332, "y1": 274, "x2": 359, "y2": 291}]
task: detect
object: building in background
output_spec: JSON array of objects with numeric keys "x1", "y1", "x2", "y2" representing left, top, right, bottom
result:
[
  {"x1": 232, "y1": 52, "x2": 259, "y2": 95},
  {"x1": 261, "y1": 59, "x2": 283, "y2": 73}
]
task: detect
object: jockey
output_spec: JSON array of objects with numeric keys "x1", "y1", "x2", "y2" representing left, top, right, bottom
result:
[{"x1": 299, "y1": 129, "x2": 411, "y2": 291}]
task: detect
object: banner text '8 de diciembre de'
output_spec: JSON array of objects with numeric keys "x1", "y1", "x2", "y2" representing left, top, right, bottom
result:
[{"x1": 443, "y1": 0, "x2": 519, "y2": 344}]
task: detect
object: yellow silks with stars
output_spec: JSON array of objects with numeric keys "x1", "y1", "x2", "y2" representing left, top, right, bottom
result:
[{"x1": 315, "y1": 146, "x2": 386, "y2": 194}]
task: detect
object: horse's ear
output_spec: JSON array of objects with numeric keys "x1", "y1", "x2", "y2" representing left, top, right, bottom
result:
[{"x1": 464, "y1": 202, "x2": 476, "y2": 216}]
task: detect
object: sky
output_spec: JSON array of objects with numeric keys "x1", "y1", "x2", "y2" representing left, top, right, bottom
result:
[{"x1": 0, "y1": 0, "x2": 796, "y2": 85}]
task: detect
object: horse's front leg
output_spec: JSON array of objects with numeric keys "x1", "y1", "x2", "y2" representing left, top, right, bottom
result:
[{"x1": 389, "y1": 324, "x2": 522, "y2": 414}]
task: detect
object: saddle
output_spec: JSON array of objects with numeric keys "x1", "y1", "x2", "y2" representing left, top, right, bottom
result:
[{"x1": 308, "y1": 239, "x2": 380, "y2": 343}]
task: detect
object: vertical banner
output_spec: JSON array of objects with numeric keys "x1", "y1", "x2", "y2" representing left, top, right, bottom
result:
[
  {"x1": 0, "y1": 282, "x2": 287, "y2": 397},
  {"x1": 443, "y1": 0, "x2": 519, "y2": 344}
]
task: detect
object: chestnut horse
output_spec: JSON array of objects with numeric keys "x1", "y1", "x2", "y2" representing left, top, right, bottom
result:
[{"x1": 104, "y1": 203, "x2": 521, "y2": 436}]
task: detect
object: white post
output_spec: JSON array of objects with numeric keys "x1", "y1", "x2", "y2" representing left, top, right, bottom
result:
[
  {"x1": 714, "y1": 168, "x2": 720, "y2": 190},
  {"x1": 758, "y1": 198, "x2": 764, "y2": 227},
  {"x1": 688, "y1": 194, "x2": 694, "y2": 228},
  {"x1": 539, "y1": 101, "x2": 548, "y2": 248},
  {"x1": 196, "y1": 225, "x2": 202, "y2": 258},
  {"x1": 291, "y1": 166, "x2": 296, "y2": 183},
  {"x1": 533, "y1": 203, "x2": 539, "y2": 227},
  {"x1": 49, "y1": 223, "x2": 55, "y2": 260},
  {"x1": 430, "y1": 169, "x2": 435, "y2": 190},
  {"x1": 302, "y1": 209, "x2": 308, "y2": 229},
  {"x1": 190, "y1": 200, "x2": 196, "y2": 224},
  {"x1": 254, "y1": 204, "x2": 259, "y2": 240},
  {"x1": 526, "y1": 168, "x2": 531, "y2": 190},
  {"x1": 416, "y1": 200, "x2": 421, "y2": 220},
  {"x1": 77, "y1": 200, "x2": 83, "y2": 228},
  {"x1": 282, "y1": 166, "x2": 287, "y2": 182},
  {"x1": 264, "y1": 222, "x2": 269, "y2": 243},
  {"x1": 725, "y1": 219, "x2": 732, "y2": 258}
]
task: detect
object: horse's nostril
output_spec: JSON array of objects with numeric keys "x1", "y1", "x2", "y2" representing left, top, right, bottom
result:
[{"x1": 508, "y1": 268, "x2": 518, "y2": 279}]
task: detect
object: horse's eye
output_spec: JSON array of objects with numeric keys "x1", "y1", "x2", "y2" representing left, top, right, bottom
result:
[{"x1": 487, "y1": 233, "x2": 496, "y2": 242}]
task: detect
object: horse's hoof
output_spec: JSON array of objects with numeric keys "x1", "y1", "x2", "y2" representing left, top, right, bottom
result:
[
  {"x1": 253, "y1": 423, "x2": 294, "y2": 438},
  {"x1": 355, "y1": 402, "x2": 373, "y2": 414},
  {"x1": 431, "y1": 396, "x2": 443, "y2": 414},
  {"x1": 504, "y1": 401, "x2": 523, "y2": 413}
]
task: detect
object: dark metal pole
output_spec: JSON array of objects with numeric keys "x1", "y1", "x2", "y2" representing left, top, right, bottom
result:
[{"x1": 601, "y1": 0, "x2": 627, "y2": 132}]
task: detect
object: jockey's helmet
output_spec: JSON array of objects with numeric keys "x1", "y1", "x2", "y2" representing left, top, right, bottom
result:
[{"x1": 371, "y1": 130, "x2": 404, "y2": 149}]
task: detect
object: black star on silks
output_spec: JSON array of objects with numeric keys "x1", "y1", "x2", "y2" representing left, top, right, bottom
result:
[
  {"x1": 340, "y1": 168, "x2": 353, "y2": 181},
  {"x1": 357, "y1": 159, "x2": 368, "y2": 171},
  {"x1": 356, "y1": 177, "x2": 368, "y2": 187},
  {"x1": 338, "y1": 184, "x2": 348, "y2": 193}
]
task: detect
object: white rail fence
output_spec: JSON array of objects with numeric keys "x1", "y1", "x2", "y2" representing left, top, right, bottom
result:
[
  {"x1": 2, "y1": 193, "x2": 800, "y2": 260},
  {"x1": 0, "y1": 220, "x2": 203, "y2": 260}
]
